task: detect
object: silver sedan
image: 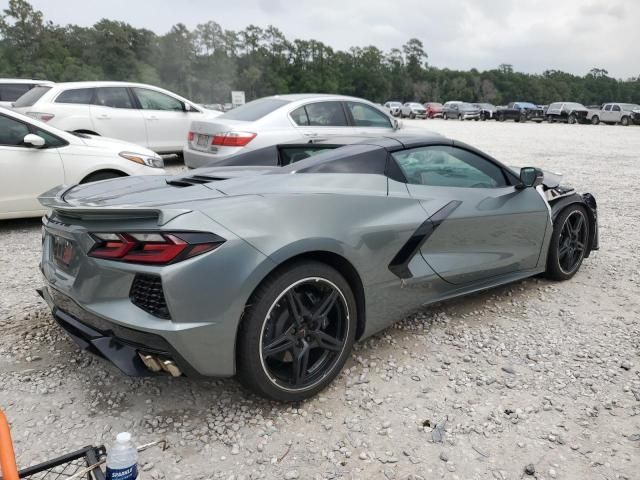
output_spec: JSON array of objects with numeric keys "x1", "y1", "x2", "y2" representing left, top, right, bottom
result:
[{"x1": 184, "y1": 94, "x2": 400, "y2": 168}]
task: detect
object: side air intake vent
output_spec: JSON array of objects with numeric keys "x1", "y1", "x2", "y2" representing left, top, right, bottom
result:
[{"x1": 166, "y1": 175, "x2": 224, "y2": 187}]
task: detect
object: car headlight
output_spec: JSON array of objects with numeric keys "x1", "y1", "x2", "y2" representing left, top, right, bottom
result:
[{"x1": 119, "y1": 152, "x2": 164, "y2": 168}]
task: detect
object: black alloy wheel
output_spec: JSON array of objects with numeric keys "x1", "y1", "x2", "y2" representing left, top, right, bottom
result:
[
  {"x1": 546, "y1": 205, "x2": 590, "y2": 280},
  {"x1": 237, "y1": 261, "x2": 356, "y2": 402}
]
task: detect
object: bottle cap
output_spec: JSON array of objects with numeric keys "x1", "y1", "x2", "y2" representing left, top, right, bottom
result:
[{"x1": 116, "y1": 432, "x2": 132, "y2": 443}]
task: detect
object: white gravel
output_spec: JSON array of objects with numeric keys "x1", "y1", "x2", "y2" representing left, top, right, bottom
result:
[{"x1": 1, "y1": 121, "x2": 639, "y2": 480}]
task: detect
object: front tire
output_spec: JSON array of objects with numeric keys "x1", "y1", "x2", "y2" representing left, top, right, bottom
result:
[
  {"x1": 443, "y1": 112, "x2": 448, "y2": 120},
  {"x1": 591, "y1": 115, "x2": 600, "y2": 125},
  {"x1": 568, "y1": 114, "x2": 577, "y2": 124},
  {"x1": 545, "y1": 205, "x2": 590, "y2": 281},
  {"x1": 237, "y1": 261, "x2": 357, "y2": 402}
]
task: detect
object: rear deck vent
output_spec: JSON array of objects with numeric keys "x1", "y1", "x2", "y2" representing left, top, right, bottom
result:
[
  {"x1": 166, "y1": 175, "x2": 223, "y2": 188},
  {"x1": 130, "y1": 274, "x2": 171, "y2": 319}
]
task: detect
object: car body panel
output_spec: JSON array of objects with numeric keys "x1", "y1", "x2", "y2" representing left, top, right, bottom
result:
[{"x1": 37, "y1": 134, "x2": 597, "y2": 379}]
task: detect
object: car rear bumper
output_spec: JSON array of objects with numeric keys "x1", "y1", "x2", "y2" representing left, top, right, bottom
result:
[{"x1": 183, "y1": 145, "x2": 239, "y2": 168}]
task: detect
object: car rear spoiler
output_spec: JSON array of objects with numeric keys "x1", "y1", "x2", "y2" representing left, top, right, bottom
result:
[{"x1": 38, "y1": 185, "x2": 192, "y2": 226}]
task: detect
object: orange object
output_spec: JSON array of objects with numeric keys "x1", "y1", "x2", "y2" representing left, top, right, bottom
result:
[{"x1": 0, "y1": 410, "x2": 20, "y2": 480}]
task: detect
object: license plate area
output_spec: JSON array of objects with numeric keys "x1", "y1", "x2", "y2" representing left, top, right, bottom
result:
[
  {"x1": 197, "y1": 134, "x2": 209, "y2": 147},
  {"x1": 52, "y1": 234, "x2": 77, "y2": 272}
]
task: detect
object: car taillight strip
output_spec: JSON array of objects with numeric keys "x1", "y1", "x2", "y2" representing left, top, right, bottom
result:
[{"x1": 89, "y1": 232, "x2": 225, "y2": 265}]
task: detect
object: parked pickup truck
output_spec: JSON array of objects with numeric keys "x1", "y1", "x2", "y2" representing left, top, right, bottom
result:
[
  {"x1": 587, "y1": 103, "x2": 640, "y2": 126},
  {"x1": 495, "y1": 102, "x2": 545, "y2": 122}
]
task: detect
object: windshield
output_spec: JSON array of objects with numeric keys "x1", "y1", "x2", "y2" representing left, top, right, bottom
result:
[
  {"x1": 220, "y1": 97, "x2": 290, "y2": 121},
  {"x1": 565, "y1": 102, "x2": 586, "y2": 110},
  {"x1": 13, "y1": 85, "x2": 51, "y2": 107},
  {"x1": 517, "y1": 102, "x2": 537, "y2": 109}
]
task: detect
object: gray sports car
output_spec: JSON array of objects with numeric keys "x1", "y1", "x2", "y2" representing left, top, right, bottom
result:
[{"x1": 38, "y1": 133, "x2": 599, "y2": 401}]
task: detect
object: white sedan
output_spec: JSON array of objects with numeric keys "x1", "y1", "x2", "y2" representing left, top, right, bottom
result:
[
  {"x1": 0, "y1": 107, "x2": 165, "y2": 220},
  {"x1": 12, "y1": 81, "x2": 221, "y2": 155}
]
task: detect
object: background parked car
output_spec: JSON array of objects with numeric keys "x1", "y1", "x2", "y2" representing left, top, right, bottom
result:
[
  {"x1": 12, "y1": 81, "x2": 221, "y2": 154},
  {"x1": 546, "y1": 102, "x2": 589, "y2": 124},
  {"x1": 442, "y1": 101, "x2": 480, "y2": 120},
  {"x1": 495, "y1": 102, "x2": 545, "y2": 122},
  {"x1": 400, "y1": 102, "x2": 427, "y2": 119},
  {"x1": 0, "y1": 107, "x2": 164, "y2": 219},
  {"x1": 184, "y1": 94, "x2": 400, "y2": 168},
  {"x1": 441, "y1": 101, "x2": 463, "y2": 120},
  {"x1": 587, "y1": 103, "x2": 640, "y2": 126},
  {"x1": 384, "y1": 101, "x2": 403, "y2": 117},
  {"x1": 474, "y1": 103, "x2": 497, "y2": 120},
  {"x1": 0, "y1": 78, "x2": 52, "y2": 108},
  {"x1": 423, "y1": 102, "x2": 443, "y2": 118}
]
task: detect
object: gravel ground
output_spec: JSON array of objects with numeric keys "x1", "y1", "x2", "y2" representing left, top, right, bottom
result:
[{"x1": 0, "y1": 120, "x2": 638, "y2": 480}]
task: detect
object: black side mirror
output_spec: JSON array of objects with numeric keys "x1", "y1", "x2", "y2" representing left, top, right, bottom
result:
[{"x1": 518, "y1": 167, "x2": 544, "y2": 189}]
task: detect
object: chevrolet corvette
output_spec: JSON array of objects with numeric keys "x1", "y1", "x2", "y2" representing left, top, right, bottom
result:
[{"x1": 38, "y1": 133, "x2": 598, "y2": 401}]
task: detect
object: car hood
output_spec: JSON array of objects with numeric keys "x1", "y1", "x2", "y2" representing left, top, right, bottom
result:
[{"x1": 77, "y1": 134, "x2": 158, "y2": 156}]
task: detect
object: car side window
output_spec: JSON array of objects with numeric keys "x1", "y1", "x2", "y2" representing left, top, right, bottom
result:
[
  {"x1": 0, "y1": 115, "x2": 30, "y2": 147},
  {"x1": 34, "y1": 128, "x2": 67, "y2": 148},
  {"x1": 290, "y1": 106, "x2": 309, "y2": 126},
  {"x1": 133, "y1": 88, "x2": 184, "y2": 111},
  {"x1": 304, "y1": 102, "x2": 348, "y2": 127},
  {"x1": 55, "y1": 88, "x2": 95, "y2": 105},
  {"x1": 612, "y1": 105, "x2": 621, "y2": 112},
  {"x1": 279, "y1": 146, "x2": 336, "y2": 165},
  {"x1": 0, "y1": 83, "x2": 32, "y2": 102},
  {"x1": 346, "y1": 102, "x2": 392, "y2": 128},
  {"x1": 94, "y1": 87, "x2": 134, "y2": 109},
  {"x1": 392, "y1": 146, "x2": 508, "y2": 189}
]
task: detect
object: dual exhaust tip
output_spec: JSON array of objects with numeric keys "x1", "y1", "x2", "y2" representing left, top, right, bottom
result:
[{"x1": 138, "y1": 353, "x2": 182, "y2": 377}]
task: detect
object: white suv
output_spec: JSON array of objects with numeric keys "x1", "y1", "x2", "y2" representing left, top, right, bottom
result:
[
  {"x1": 12, "y1": 81, "x2": 221, "y2": 154},
  {"x1": 0, "y1": 79, "x2": 53, "y2": 108}
]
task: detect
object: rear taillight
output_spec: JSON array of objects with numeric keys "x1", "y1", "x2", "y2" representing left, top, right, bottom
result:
[
  {"x1": 88, "y1": 232, "x2": 225, "y2": 265},
  {"x1": 188, "y1": 131, "x2": 195, "y2": 142},
  {"x1": 211, "y1": 131, "x2": 257, "y2": 147},
  {"x1": 26, "y1": 112, "x2": 55, "y2": 122}
]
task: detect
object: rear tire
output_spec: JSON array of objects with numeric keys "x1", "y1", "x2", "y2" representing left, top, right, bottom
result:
[
  {"x1": 621, "y1": 116, "x2": 630, "y2": 126},
  {"x1": 80, "y1": 171, "x2": 126, "y2": 184},
  {"x1": 547, "y1": 115, "x2": 554, "y2": 123},
  {"x1": 237, "y1": 261, "x2": 357, "y2": 402},
  {"x1": 545, "y1": 204, "x2": 590, "y2": 281},
  {"x1": 458, "y1": 114, "x2": 463, "y2": 121}
]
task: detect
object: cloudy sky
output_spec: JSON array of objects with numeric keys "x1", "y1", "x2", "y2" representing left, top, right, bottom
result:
[{"x1": 28, "y1": 0, "x2": 640, "y2": 78}]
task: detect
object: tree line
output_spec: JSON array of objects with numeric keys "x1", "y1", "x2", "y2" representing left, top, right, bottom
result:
[{"x1": 1, "y1": 0, "x2": 639, "y2": 106}]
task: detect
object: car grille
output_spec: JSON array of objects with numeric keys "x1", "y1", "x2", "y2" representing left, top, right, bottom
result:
[{"x1": 130, "y1": 274, "x2": 171, "y2": 319}]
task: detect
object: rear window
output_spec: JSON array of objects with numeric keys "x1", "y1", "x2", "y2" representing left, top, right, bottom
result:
[
  {"x1": 220, "y1": 98, "x2": 289, "y2": 121},
  {"x1": 0, "y1": 83, "x2": 32, "y2": 102},
  {"x1": 13, "y1": 85, "x2": 51, "y2": 107},
  {"x1": 55, "y1": 88, "x2": 95, "y2": 105}
]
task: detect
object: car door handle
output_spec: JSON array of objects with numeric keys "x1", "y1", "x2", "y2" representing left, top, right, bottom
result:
[
  {"x1": 303, "y1": 132, "x2": 318, "y2": 137},
  {"x1": 147, "y1": 115, "x2": 159, "y2": 121}
]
